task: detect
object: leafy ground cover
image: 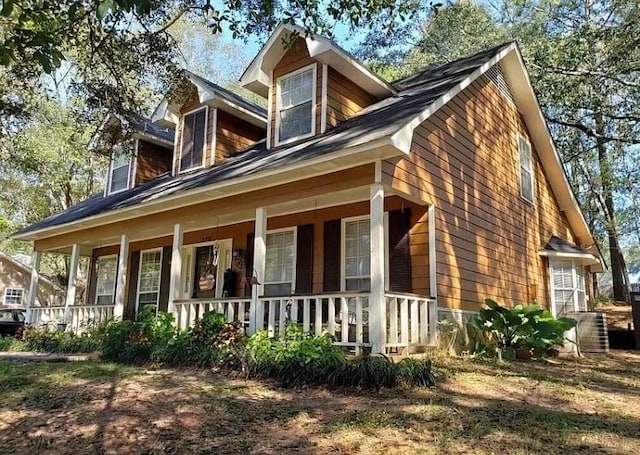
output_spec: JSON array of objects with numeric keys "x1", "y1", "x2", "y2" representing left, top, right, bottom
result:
[{"x1": 1, "y1": 351, "x2": 639, "y2": 454}]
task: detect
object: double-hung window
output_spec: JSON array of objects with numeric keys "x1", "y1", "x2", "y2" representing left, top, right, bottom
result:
[
  {"x1": 95, "y1": 256, "x2": 117, "y2": 305},
  {"x1": 276, "y1": 65, "x2": 315, "y2": 144},
  {"x1": 137, "y1": 249, "x2": 162, "y2": 310},
  {"x1": 3, "y1": 288, "x2": 23, "y2": 306},
  {"x1": 108, "y1": 145, "x2": 131, "y2": 194},
  {"x1": 180, "y1": 107, "x2": 207, "y2": 173},
  {"x1": 518, "y1": 134, "x2": 534, "y2": 203},
  {"x1": 264, "y1": 229, "x2": 296, "y2": 296},
  {"x1": 343, "y1": 218, "x2": 371, "y2": 292}
]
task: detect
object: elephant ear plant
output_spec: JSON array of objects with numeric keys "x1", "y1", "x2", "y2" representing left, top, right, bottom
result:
[{"x1": 468, "y1": 299, "x2": 577, "y2": 361}]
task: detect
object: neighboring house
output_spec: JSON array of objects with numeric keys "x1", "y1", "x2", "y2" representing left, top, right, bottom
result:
[
  {"x1": 13, "y1": 24, "x2": 603, "y2": 352},
  {"x1": 0, "y1": 252, "x2": 64, "y2": 309}
]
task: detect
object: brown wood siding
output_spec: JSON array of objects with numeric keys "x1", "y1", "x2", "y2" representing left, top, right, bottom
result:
[
  {"x1": 326, "y1": 67, "x2": 378, "y2": 128},
  {"x1": 383, "y1": 74, "x2": 579, "y2": 311},
  {"x1": 215, "y1": 110, "x2": 264, "y2": 161},
  {"x1": 172, "y1": 98, "x2": 215, "y2": 175},
  {"x1": 270, "y1": 38, "x2": 320, "y2": 147},
  {"x1": 135, "y1": 140, "x2": 172, "y2": 186}
]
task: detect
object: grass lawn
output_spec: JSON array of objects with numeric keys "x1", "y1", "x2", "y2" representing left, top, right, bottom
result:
[{"x1": 1, "y1": 352, "x2": 639, "y2": 455}]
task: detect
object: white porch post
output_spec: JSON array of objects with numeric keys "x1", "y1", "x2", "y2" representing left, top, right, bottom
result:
[
  {"x1": 369, "y1": 183, "x2": 386, "y2": 355},
  {"x1": 249, "y1": 207, "x2": 267, "y2": 334},
  {"x1": 64, "y1": 244, "x2": 80, "y2": 323},
  {"x1": 113, "y1": 234, "x2": 129, "y2": 319},
  {"x1": 26, "y1": 250, "x2": 41, "y2": 324},
  {"x1": 168, "y1": 223, "x2": 183, "y2": 318}
]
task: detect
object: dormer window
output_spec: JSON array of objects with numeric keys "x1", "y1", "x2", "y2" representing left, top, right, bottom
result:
[
  {"x1": 108, "y1": 145, "x2": 131, "y2": 194},
  {"x1": 179, "y1": 107, "x2": 207, "y2": 173},
  {"x1": 276, "y1": 64, "x2": 316, "y2": 145}
]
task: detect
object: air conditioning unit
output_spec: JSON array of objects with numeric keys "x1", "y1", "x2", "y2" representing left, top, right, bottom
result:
[{"x1": 568, "y1": 312, "x2": 609, "y2": 353}]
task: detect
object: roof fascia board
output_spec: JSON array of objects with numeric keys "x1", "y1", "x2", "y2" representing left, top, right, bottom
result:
[{"x1": 15, "y1": 137, "x2": 401, "y2": 241}]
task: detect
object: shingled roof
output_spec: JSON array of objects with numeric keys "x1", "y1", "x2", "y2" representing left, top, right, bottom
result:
[{"x1": 15, "y1": 42, "x2": 515, "y2": 237}]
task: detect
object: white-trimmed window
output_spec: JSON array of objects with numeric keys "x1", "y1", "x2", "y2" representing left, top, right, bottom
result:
[
  {"x1": 3, "y1": 288, "x2": 23, "y2": 306},
  {"x1": 95, "y1": 255, "x2": 117, "y2": 305},
  {"x1": 549, "y1": 259, "x2": 587, "y2": 316},
  {"x1": 276, "y1": 64, "x2": 316, "y2": 144},
  {"x1": 179, "y1": 106, "x2": 207, "y2": 173},
  {"x1": 343, "y1": 218, "x2": 371, "y2": 292},
  {"x1": 264, "y1": 229, "x2": 296, "y2": 296},
  {"x1": 518, "y1": 134, "x2": 534, "y2": 203},
  {"x1": 137, "y1": 249, "x2": 163, "y2": 310},
  {"x1": 108, "y1": 145, "x2": 131, "y2": 194}
]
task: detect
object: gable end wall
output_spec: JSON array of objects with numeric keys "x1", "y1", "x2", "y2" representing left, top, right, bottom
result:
[{"x1": 383, "y1": 74, "x2": 582, "y2": 311}]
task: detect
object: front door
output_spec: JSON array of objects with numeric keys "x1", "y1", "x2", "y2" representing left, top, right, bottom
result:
[{"x1": 191, "y1": 239, "x2": 233, "y2": 299}]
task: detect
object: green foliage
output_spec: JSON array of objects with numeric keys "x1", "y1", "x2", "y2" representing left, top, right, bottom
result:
[
  {"x1": 468, "y1": 299, "x2": 577, "y2": 360},
  {"x1": 0, "y1": 335, "x2": 27, "y2": 351},
  {"x1": 20, "y1": 326, "x2": 102, "y2": 353},
  {"x1": 245, "y1": 324, "x2": 435, "y2": 388}
]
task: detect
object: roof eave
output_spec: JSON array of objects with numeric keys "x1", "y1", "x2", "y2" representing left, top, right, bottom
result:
[{"x1": 13, "y1": 136, "x2": 404, "y2": 243}]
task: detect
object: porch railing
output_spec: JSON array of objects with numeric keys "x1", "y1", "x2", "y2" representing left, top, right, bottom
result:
[
  {"x1": 257, "y1": 293, "x2": 370, "y2": 350},
  {"x1": 385, "y1": 293, "x2": 438, "y2": 349},
  {"x1": 30, "y1": 304, "x2": 114, "y2": 333},
  {"x1": 174, "y1": 298, "x2": 251, "y2": 331}
]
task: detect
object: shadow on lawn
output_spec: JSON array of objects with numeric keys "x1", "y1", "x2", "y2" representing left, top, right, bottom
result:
[{"x1": 1, "y1": 357, "x2": 639, "y2": 454}]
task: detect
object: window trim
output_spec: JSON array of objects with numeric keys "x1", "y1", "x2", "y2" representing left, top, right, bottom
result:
[
  {"x1": 264, "y1": 227, "x2": 297, "y2": 295},
  {"x1": 135, "y1": 248, "x2": 163, "y2": 314},
  {"x1": 274, "y1": 63, "x2": 317, "y2": 146},
  {"x1": 177, "y1": 105, "x2": 208, "y2": 174},
  {"x1": 340, "y1": 214, "x2": 389, "y2": 292},
  {"x1": 3, "y1": 288, "x2": 24, "y2": 307},
  {"x1": 106, "y1": 144, "x2": 133, "y2": 196},
  {"x1": 517, "y1": 133, "x2": 535, "y2": 204},
  {"x1": 94, "y1": 254, "x2": 118, "y2": 305},
  {"x1": 548, "y1": 259, "x2": 587, "y2": 317}
]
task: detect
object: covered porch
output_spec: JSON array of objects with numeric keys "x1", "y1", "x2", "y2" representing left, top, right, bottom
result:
[{"x1": 25, "y1": 166, "x2": 439, "y2": 354}]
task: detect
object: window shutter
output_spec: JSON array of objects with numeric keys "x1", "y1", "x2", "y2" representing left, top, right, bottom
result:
[
  {"x1": 158, "y1": 246, "x2": 172, "y2": 312},
  {"x1": 295, "y1": 224, "x2": 314, "y2": 294},
  {"x1": 245, "y1": 233, "x2": 255, "y2": 296},
  {"x1": 125, "y1": 251, "x2": 140, "y2": 320},
  {"x1": 323, "y1": 219, "x2": 341, "y2": 292},
  {"x1": 388, "y1": 209, "x2": 412, "y2": 293},
  {"x1": 87, "y1": 256, "x2": 98, "y2": 305}
]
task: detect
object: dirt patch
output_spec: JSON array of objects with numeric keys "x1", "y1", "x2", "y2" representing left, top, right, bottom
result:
[{"x1": 1, "y1": 352, "x2": 640, "y2": 454}]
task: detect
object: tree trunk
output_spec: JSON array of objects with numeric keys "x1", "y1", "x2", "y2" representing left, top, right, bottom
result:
[{"x1": 595, "y1": 114, "x2": 629, "y2": 302}]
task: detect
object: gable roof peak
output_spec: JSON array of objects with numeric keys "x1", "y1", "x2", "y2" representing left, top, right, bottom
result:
[{"x1": 239, "y1": 22, "x2": 394, "y2": 98}]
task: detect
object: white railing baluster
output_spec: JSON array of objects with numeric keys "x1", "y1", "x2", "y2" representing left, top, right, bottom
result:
[
  {"x1": 400, "y1": 298, "x2": 409, "y2": 346},
  {"x1": 290, "y1": 299, "x2": 299, "y2": 325},
  {"x1": 410, "y1": 298, "x2": 419, "y2": 343},
  {"x1": 315, "y1": 299, "x2": 322, "y2": 336},
  {"x1": 327, "y1": 297, "x2": 335, "y2": 336},
  {"x1": 389, "y1": 297, "x2": 398, "y2": 345},
  {"x1": 267, "y1": 299, "x2": 276, "y2": 337},
  {"x1": 278, "y1": 299, "x2": 287, "y2": 337},
  {"x1": 303, "y1": 298, "x2": 310, "y2": 333},
  {"x1": 355, "y1": 296, "x2": 363, "y2": 353},
  {"x1": 341, "y1": 297, "x2": 349, "y2": 344}
]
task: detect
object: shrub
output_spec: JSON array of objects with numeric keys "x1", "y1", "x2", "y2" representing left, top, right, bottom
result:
[
  {"x1": 468, "y1": 299, "x2": 577, "y2": 360},
  {"x1": 19, "y1": 326, "x2": 101, "y2": 353},
  {"x1": 0, "y1": 335, "x2": 27, "y2": 351},
  {"x1": 245, "y1": 324, "x2": 345, "y2": 385}
]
